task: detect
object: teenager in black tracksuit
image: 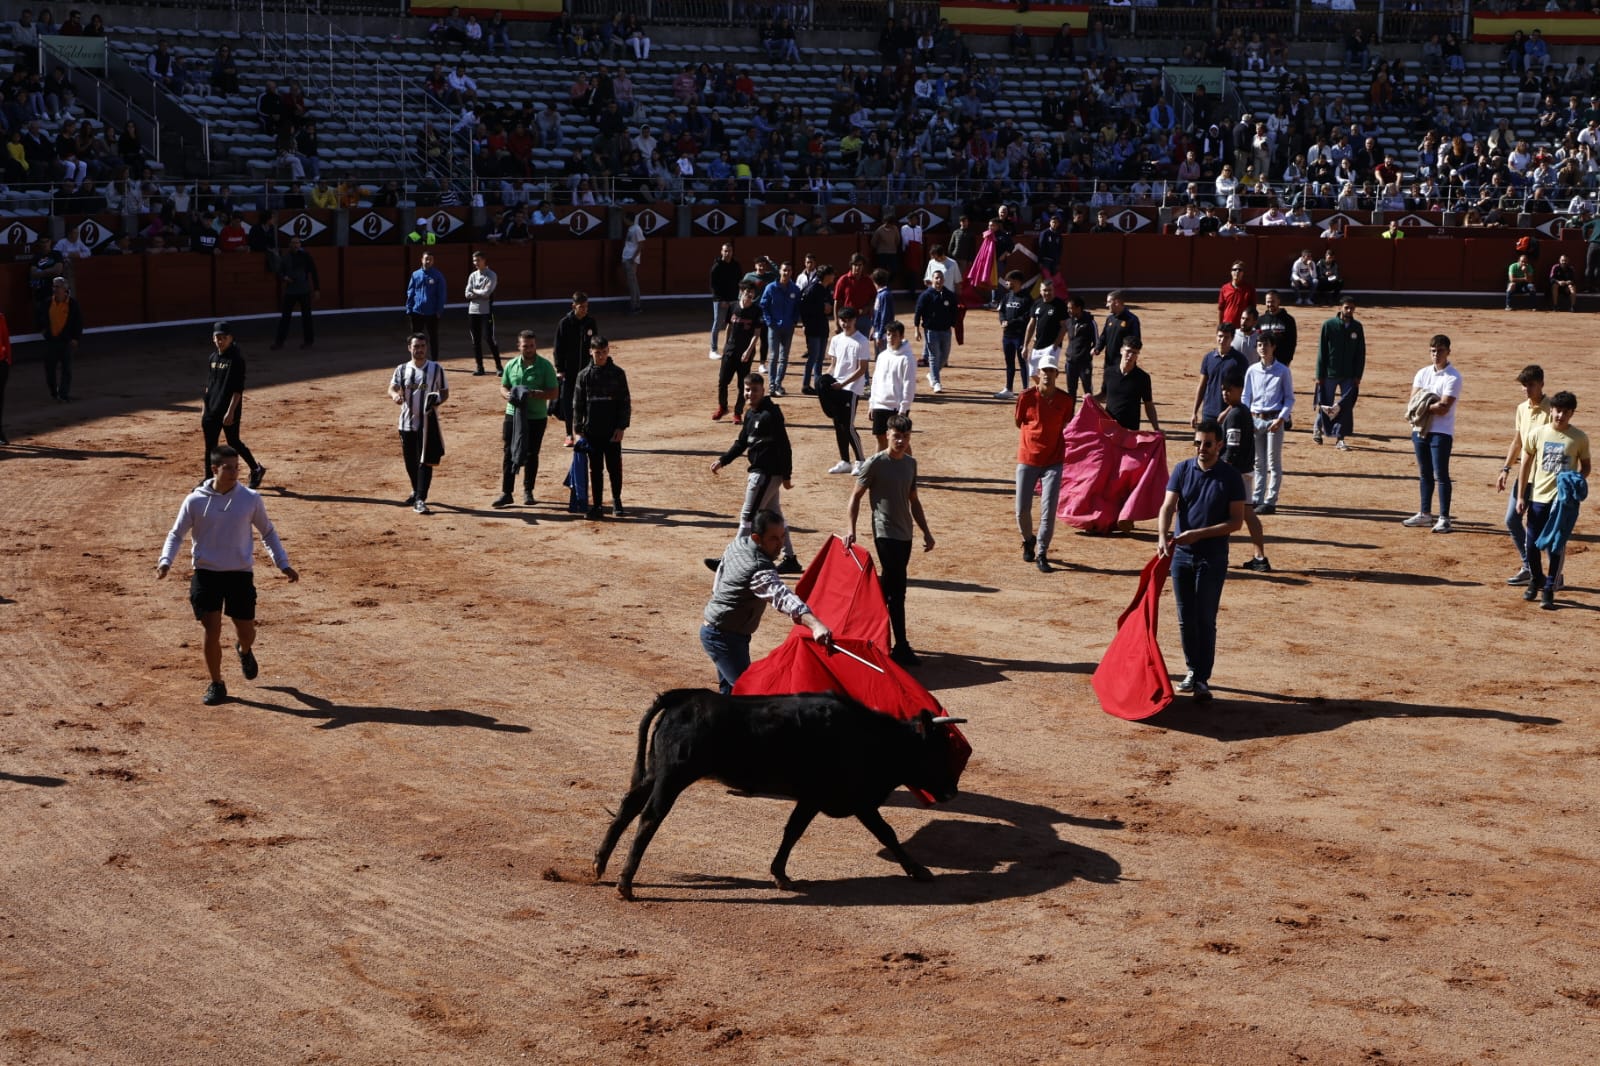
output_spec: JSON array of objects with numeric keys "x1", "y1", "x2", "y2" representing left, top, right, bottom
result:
[
  {"x1": 553, "y1": 293, "x2": 600, "y2": 443},
  {"x1": 574, "y1": 335, "x2": 631, "y2": 519},
  {"x1": 202, "y1": 322, "x2": 264, "y2": 485},
  {"x1": 711, "y1": 373, "x2": 800, "y2": 571},
  {"x1": 996, "y1": 270, "x2": 1032, "y2": 396}
]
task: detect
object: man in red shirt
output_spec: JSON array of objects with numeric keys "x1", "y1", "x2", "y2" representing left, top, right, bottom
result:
[
  {"x1": 1217, "y1": 260, "x2": 1256, "y2": 328},
  {"x1": 217, "y1": 213, "x2": 249, "y2": 253},
  {"x1": 1014, "y1": 351, "x2": 1075, "y2": 572},
  {"x1": 832, "y1": 253, "x2": 876, "y2": 322}
]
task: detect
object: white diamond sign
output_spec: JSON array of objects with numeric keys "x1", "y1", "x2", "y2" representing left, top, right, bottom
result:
[
  {"x1": 1317, "y1": 212, "x2": 1362, "y2": 233},
  {"x1": 351, "y1": 211, "x2": 394, "y2": 241},
  {"x1": 1393, "y1": 214, "x2": 1436, "y2": 228},
  {"x1": 900, "y1": 207, "x2": 945, "y2": 230},
  {"x1": 830, "y1": 207, "x2": 876, "y2": 227},
  {"x1": 636, "y1": 208, "x2": 671, "y2": 234},
  {"x1": 760, "y1": 208, "x2": 802, "y2": 232},
  {"x1": 1111, "y1": 210, "x2": 1150, "y2": 232},
  {"x1": 281, "y1": 212, "x2": 329, "y2": 241},
  {"x1": 75, "y1": 218, "x2": 115, "y2": 249},
  {"x1": 2, "y1": 220, "x2": 39, "y2": 247},
  {"x1": 695, "y1": 208, "x2": 739, "y2": 234},
  {"x1": 562, "y1": 209, "x2": 602, "y2": 235},
  {"x1": 428, "y1": 210, "x2": 465, "y2": 238}
]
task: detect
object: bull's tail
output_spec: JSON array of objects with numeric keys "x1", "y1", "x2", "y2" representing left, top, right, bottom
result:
[{"x1": 630, "y1": 690, "x2": 693, "y2": 789}]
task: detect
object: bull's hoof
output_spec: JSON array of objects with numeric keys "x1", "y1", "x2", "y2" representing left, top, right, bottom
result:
[
  {"x1": 591, "y1": 859, "x2": 604, "y2": 880},
  {"x1": 772, "y1": 873, "x2": 795, "y2": 892},
  {"x1": 908, "y1": 864, "x2": 934, "y2": 882},
  {"x1": 617, "y1": 882, "x2": 635, "y2": 902}
]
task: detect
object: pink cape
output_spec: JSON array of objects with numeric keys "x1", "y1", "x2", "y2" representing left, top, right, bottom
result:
[
  {"x1": 1057, "y1": 395, "x2": 1170, "y2": 533},
  {"x1": 733, "y1": 537, "x2": 971, "y2": 804},
  {"x1": 960, "y1": 232, "x2": 999, "y2": 307},
  {"x1": 1091, "y1": 554, "x2": 1175, "y2": 721}
]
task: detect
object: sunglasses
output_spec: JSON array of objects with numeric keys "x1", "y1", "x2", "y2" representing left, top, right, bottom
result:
[{"x1": 1193, "y1": 439, "x2": 1219, "y2": 449}]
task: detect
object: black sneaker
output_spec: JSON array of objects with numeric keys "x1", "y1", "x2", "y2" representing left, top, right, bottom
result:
[
  {"x1": 236, "y1": 643, "x2": 258, "y2": 681},
  {"x1": 1506, "y1": 567, "x2": 1532, "y2": 586},
  {"x1": 402, "y1": 493, "x2": 416, "y2": 507},
  {"x1": 1241, "y1": 556, "x2": 1272, "y2": 572},
  {"x1": 472, "y1": 368, "x2": 488, "y2": 376},
  {"x1": 1022, "y1": 537, "x2": 1036, "y2": 563},
  {"x1": 1175, "y1": 672, "x2": 1195, "y2": 693},
  {"x1": 1524, "y1": 586, "x2": 1539, "y2": 602},
  {"x1": 522, "y1": 490, "x2": 536, "y2": 506},
  {"x1": 611, "y1": 503, "x2": 628, "y2": 518},
  {"x1": 889, "y1": 644, "x2": 921, "y2": 667},
  {"x1": 1542, "y1": 588, "x2": 1557, "y2": 611},
  {"x1": 1036, "y1": 553, "x2": 1052, "y2": 573},
  {"x1": 777, "y1": 555, "x2": 804, "y2": 575},
  {"x1": 1193, "y1": 681, "x2": 1213, "y2": 702},
  {"x1": 249, "y1": 465, "x2": 267, "y2": 489},
  {"x1": 585, "y1": 506, "x2": 604, "y2": 520},
  {"x1": 704, "y1": 557, "x2": 721, "y2": 573},
  {"x1": 491, "y1": 493, "x2": 514, "y2": 508},
  {"x1": 203, "y1": 680, "x2": 228, "y2": 706},
  {"x1": 1253, "y1": 502, "x2": 1275, "y2": 515}
]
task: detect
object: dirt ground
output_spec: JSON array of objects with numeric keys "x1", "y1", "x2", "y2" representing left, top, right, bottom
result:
[{"x1": 2, "y1": 292, "x2": 1597, "y2": 1065}]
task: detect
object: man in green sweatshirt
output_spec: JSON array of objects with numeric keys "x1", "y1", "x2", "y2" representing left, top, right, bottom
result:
[{"x1": 1313, "y1": 298, "x2": 1366, "y2": 451}]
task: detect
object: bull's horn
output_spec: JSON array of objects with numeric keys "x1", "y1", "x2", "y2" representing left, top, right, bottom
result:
[{"x1": 929, "y1": 716, "x2": 967, "y2": 725}]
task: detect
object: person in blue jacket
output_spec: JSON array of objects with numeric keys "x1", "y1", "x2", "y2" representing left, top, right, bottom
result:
[
  {"x1": 405, "y1": 251, "x2": 447, "y2": 362},
  {"x1": 758, "y1": 261, "x2": 801, "y2": 397}
]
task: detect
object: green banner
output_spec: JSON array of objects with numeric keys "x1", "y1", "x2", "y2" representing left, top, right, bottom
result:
[
  {"x1": 41, "y1": 34, "x2": 107, "y2": 71},
  {"x1": 1164, "y1": 66, "x2": 1226, "y2": 96}
]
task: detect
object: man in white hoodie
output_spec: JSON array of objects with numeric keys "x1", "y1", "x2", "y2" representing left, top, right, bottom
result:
[
  {"x1": 867, "y1": 320, "x2": 917, "y2": 453},
  {"x1": 464, "y1": 250, "x2": 501, "y2": 376},
  {"x1": 157, "y1": 446, "x2": 300, "y2": 706}
]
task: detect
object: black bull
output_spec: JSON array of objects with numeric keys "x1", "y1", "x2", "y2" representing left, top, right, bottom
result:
[{"x1": 593, "y1": 689, "x2": 967, "y2": 901}]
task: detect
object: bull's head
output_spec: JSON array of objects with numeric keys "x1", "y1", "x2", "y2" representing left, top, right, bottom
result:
[{"x1": 910, "y1": 709, "x2": 968, "y2": 803}]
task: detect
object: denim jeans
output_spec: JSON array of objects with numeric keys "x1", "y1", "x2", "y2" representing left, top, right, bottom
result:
[
  {"x1": 1505, "y1": 482, "x2": 1527, "y2": 566},
  {"x1": 924, "y1": 330, "x2": 951, "y2": 386},
  {"x1": 1316, "y1": 378, "x2": 1358, "y2": 439},
  {"x1": 1016, "y1": 463, "x2": 1063, "y2": 552},
  {"x1": 1525, "y1": 500, "x2": 1565, "y2": 593},
  {"x1": 768, "y1": 324, "x2": 795, "y2": 390},
  {"x1": 1412, "y1": 431, "x2": 1454, "y2": 516},
  {"x1": 699, "y1": 623, "x2": 751, "y2": 694},
  {"x1": 709, "y1": 299, "x2": 732, "y2": 353},
  {"x1": 802, "y1": 330, "x2": 827, "y2": 388},
  {"x1": 1251, "y1": 418, "x2": 1284, "y2": 505},
  {"x1": 1172, "y1": 547, "x2": 1228, "y2": 684}
]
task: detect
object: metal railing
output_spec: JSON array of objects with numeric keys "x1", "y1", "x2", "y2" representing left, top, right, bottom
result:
[
  {"x1": 1089, "y1": 0, "x2": 1468, "y2": 45},
  {"x1": 3, "y1": 172, "x2": 1580, "y2": 214},
  {"x1": 566, "y1": 0, "x2": 938, "y2": 31},
  {"x1": 40, "y1": 39, "x2": 165, "y2": 166}
]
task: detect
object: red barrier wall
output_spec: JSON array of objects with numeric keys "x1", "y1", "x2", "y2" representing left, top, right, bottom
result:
[
  {"x1": 344, "y1": 246, "x2": 407, "y2": 311},
  {"x1": 213, "y1": 253, "x2": 280, "y2": 319},
  {"x1": 145, "y1": 255, "x2": 214, "y2": 322},
  {"x1": 74, "y1": 255, "x2": 146, "y2": 327},
  {"x1": 9, "y1": 237, "x2": 1552, "y2": 336}
]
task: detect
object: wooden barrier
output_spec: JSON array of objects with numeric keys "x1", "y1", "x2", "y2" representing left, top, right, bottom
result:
[{"x1": 7, "y1": 235, "x2": 1573, "y2": 337}]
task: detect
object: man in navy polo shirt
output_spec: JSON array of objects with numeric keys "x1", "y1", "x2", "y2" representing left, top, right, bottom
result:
[{"x1": 1157, "y1": 418, "x2": 1247, "y2": 702}]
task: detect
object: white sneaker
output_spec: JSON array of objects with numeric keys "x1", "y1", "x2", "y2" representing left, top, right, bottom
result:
[
  {"x1": 827, "y1": 460, "x2": 852, "y2": 474},
  {"x1": 1401, "y1": 512, "x2": 1434, "y2": 527},
  {"x1": 708, "y1": 349, "x2": 720, "y2": 360},
  {"x1": 851, "y1": 461, "x2": 863, "y2": 476},
  {"x1": 994, "y1": 388, "x2": 1015, "y2": 400},
  {"x1": 1431, "y1": 516, "x2": 1453, "y2": 533},
  {"x1": 756, "y1": 364, "x2": 768, "y2": 375},
  {"x1": 932, "y1": 381, "x2": 943, "y2": 394}
]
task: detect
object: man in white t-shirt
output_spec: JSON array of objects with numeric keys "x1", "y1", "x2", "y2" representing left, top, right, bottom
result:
[
  {"x1": 823, "y1": 306, "x2": 871, "y2": 473},
  {"x1": 54, "y1": 231, "x2": 94, "y2": 260},
  {"x1": 1174, "y1": 203, "x2": 1203, "y2": 236},
  {"x1": 922, "y1": 244, "x2": 962, "y2": 294},
  {"x1": 620, "y1": 211, "x2": 644, "y2": 315},
  {"x1": 1402, "y1": 333, "x2": 1464, "y2": 533}
]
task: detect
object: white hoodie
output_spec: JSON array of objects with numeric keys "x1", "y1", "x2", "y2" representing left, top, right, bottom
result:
[
  {"x1": 159, "y1": 482, "x2": 290, "y2": 573},
  {"x1": 869, "y1": 340, "x2": 917, "y2": 414}
]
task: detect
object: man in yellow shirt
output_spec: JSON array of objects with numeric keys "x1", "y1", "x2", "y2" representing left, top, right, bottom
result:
[
  {"x1": 1496, "y1": 364, "x2": 1552, "y2": 586},
  {"x1": 1517, "y1": 391, "x2": 1591, "y2": 609},
  {"x1": 308, "y1": 180, "x2": 339, "y2": 210}
]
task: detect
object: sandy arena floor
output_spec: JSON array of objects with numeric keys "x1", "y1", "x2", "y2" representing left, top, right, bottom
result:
[{"x1": 2, "y1": 295, "x2": 1597, "y2": 1064}]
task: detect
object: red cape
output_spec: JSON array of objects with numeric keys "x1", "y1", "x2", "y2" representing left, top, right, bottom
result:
[
  {"x1": 1091, "y1": 554, "x2": 1175, "y2": 720},
  {"x1": 1057, "y1": 395, "x2": 1170, "y2": 533},
  {"x1": 734, "y1": 537, "x2": 971, "y2": 803}
]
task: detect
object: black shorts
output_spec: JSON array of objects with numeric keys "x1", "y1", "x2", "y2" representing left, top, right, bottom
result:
[
  {"x1": 190, "y1": 569, "x2": 257, "y2": 621},
  {"x1": 870, "y1": 407, "x2": 894, "y2": 436}
]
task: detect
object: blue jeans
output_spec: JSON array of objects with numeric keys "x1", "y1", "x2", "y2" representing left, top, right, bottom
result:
[
  {"x1": 768, "y1": 324, "x2": 795, "y2": 390},
  {"x1": 802, "y1": 330, "x2": 827, "y2": 388},
  {"x1": 1412, "y1": 431, "x2": 1454, "y2": 516},
  {"x1": 1172, "y1": 547, "x2": 1228, "y2": 685},
  {"x1": 1525, "y1": 500, "x2": 1564, "y2": 593},
  {"x1": 924, "y1": 330, "x2": 951, "y2": 386},
  {"x1": 709, "y1": 299, "x2": 732, "y2": 354},
  {"x1": 1316, "y1": 378, "x2": 1359, "y2": 440},
  {"x1": 1505, "y1": 483, "x2": 1527, "y2": 566},
  {"x1": 699, "y1": 623, "x2": 751, "y2": 695}
]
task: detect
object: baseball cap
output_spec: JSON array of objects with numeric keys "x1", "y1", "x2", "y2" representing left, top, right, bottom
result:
[
  {"x1": 213, "y1": 320, "x2": 232, "y2": 334},
  {"x1": 1036, "y1": 351, "x2": 1061, "y2": 371}
]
